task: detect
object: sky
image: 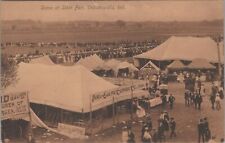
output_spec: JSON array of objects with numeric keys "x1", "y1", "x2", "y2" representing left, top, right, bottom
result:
[{"x1": 0, "y1": 1, "x2": 224, "y2": 22}]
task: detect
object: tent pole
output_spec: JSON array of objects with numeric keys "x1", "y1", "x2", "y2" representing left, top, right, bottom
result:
[
  {"x1": 130, "y1": 76, "x2": 134, "y2": 120},
  {"x1": 45, "y1": 105, "x2": 47, "y2": 122},
  {"x1": 89, "y1": 94, "x2": 93, "y2": 135},
  {"x1": 60, "y1": 109, "x2": 63, "y2": 123},
  {"x1": 26, "y1": 91, "x2": 34, "y2": 141},
  {"x1": 112, "y1": 95, "x2": 115, "y2": 124},
  {"x1": 216, "y1": 37, "x2": 222, "y2": 80}
]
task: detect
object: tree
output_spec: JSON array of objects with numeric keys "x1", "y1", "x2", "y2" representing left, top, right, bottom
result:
[{"x1": 1, "y1": 54, "x2": 18, "y2": 89}]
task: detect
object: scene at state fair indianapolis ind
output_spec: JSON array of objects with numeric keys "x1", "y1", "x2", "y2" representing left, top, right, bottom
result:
[{"x1": 1, "y1": 1, "x2": 225, "y2": 143}]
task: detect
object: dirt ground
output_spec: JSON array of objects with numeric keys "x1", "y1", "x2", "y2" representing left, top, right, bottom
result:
[{"x1": 9, "y1": 82, "x2": 225, "y2": 143}]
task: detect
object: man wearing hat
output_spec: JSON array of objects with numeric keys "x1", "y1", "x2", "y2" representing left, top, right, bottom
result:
[
  {"x1": 198, "y1": 119, "x2": 205, "y2": 143},
  {"x1": 169, "y1": 117, "x2": 176, "y2": 138},
  {"x1": 203, "y1": 118, "x2": 211, "y2": 141},
  {"x1": 168, "y1": 94, "x2": 176, "y2": 109}
]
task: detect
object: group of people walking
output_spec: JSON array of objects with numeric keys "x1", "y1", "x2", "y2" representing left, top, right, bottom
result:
[
  {"x1": 122, "y1": 111, "x2": 177, "y2": 143},
  {"x1": 210, "y1": 84, "x2": 224, "y2": 111},
  {"x1": 121, "y1": 79, "x2": 223, "y2": 143},
  {"x1": 184, "y1": 90, "x2": 203, "y2": 110},
  {"x1": 198, "y1": 117, "x2": 211, "y2": 143}
]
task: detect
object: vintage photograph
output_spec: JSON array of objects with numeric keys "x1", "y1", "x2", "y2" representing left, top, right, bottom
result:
[{"x1": 0, "y1": 1, "x2": 224, "y2": 143}]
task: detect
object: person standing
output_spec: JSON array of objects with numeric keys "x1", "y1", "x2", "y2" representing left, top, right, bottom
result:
[
  {"x1": 122, "y1": 126, "x2": 129, "y2": 143},
  {"x1": 161, "y1": 94, "x2": 167, "y2": 109},
  {"x1": 127, "y1": 127, "x2": 135, "y2": 143},
  {"x1": 194, "y1": 92, "x2": 198, "y2": 109},
  {"x1": 210, "y1": 94, "x2": 216, "y2": 110},
  {"x1": 198, "y1": 119, "x2": 205, "y2": 143},
  {"x1": 142, "y1": 127, "x2": 152, "y2": 143},
  {"x1": 168, "y1": 94, "x2": 175, "y2": 109},
  {"x1": 158, "y1": 120, "x2": 165, "y2": 143},
  {"x1": 203, "y1": 118, "x2": 211, "y2": 142},
  {"x1": 169, "y1": 117, "x2": 177, "y2": 138},
  {"x1": 196, "y1": 94, "x2": 203, "y2": 110},
  {"x1": 184, "y1": 90, "x2": 189, "y2": 106},
  {"x1": 215, "y1": 94, "x2": 221, "y2": 110}
]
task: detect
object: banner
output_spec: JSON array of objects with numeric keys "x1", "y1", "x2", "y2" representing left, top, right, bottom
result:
[
  {"x1": 91, "y1": 82, "x2": 146, "y2": 104},
  {"x1": 58, "y1": 123, "x2": 85, "y2": 138},
  {"x1": 1, "y1": 92, "x2": 29, "y2": 120}
]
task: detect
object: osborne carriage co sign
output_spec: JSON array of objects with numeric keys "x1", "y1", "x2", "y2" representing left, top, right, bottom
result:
[{"x1": 1, "y1": 92, "x2": 30, "y2": 120}]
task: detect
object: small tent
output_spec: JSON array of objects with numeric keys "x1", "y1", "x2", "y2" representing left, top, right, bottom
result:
[
  {"x1": 187, "y1": 59, "x2": 215, "y2": 70},
  {"x1": 30, "y1": 55, "x2": 54, "y2": 65},
  {"x1": 167, "y1": 60, "x2": 186, "y2": 70},
  {"x1": 76, "y1": 54, "x2": 105, "y2": 71}
]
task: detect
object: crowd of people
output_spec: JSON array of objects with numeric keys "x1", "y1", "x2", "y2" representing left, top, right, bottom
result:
[
  {"x1": 120, "y1": 68, "x2": 224, "y2": 143},
  {"x1": 121, "y1": 111, "x2": 177, "y2": 143},
  {"x1": 3, "y1": 40, "x2": 160, "y2": 64}
]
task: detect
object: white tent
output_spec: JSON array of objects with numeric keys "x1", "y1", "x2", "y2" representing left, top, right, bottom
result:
[
  {"x1": 105, "y1": 59, "x2": 121, "y2": 69},
  {"x1": 30, "y1": 56, "x2": 54, "y2": 65},
  {"x1": 4, "y1": 63, "x2": 148, "y2": 113},
  {"x1": 76, "y1": 54, "x2": 105, "y2": 71},
  {"x1": 4, "y1": 63, "x2": 117, "y2": 113},
  {"x1": 167, "y1": 60, "x2": 186, "y2": 70},
  {"x1": 140, "y1": 60, "x2": 160, "y2": 71},
  {"x1": 96, "y1": 59, "x2": 138, "y2": 76},
  {"x1": 187, "y1": 59, "x2": 216, "y2": 69},
  {"x1": 116, "y1": 62, "x2": 139, "y2": 72},
  {"x1": 134, "y1": 36, "x2": 224, "y2": 63}
]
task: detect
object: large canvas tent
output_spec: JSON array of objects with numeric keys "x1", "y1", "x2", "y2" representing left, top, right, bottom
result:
[
  {"x1": 186, "y1": 59, "x2": 216, "y2": 69},
  {"x1": 30, "y1": 55, "x2": 54, "y2": 65},
  {"x1": 4, "y1": 63, "x2": 147, "y2": 113},
  {"x1": 4, "y1": 63, "x2": 118, "y2": 113},
  {"x1": 76, "y1": 54, "x2": 105, "y2": 71},
  {"x1": 134, "y1": 36, "x2": 224, "y2": 66}
]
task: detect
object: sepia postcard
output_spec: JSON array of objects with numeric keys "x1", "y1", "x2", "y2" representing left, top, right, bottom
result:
[{"x1": 0, "y1": 1, "x2": 224, "y2": 143}]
